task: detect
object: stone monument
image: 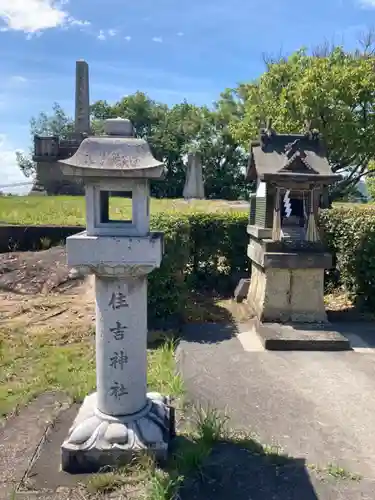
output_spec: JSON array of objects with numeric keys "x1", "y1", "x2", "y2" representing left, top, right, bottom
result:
[
  {"x1": 32, "y1": 60, "x2": 90, "y2": 195},
  {"x1": 245, "y1": 123, "x2": 350, "y2": 350},
  {"x1": 75, "y1": 59, "x2": 90, "y2": 136},
  {"x1": 183, "y1": 152, "x2": 205, "y2": 200},
  {"x1": 58, "y1": 117, "x2": 174, "y2": 473}
]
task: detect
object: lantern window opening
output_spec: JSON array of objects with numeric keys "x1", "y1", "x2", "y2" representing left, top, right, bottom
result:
[
  {"x1": 84, "y1": 180, "x2": 150, "y2": 238},
  {"x1": 99, "y1": 190, "x2": 133, "y2": 225}
]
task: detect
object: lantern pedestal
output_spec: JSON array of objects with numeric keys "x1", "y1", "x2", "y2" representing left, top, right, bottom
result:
[
  {"x1": 61, "y1": 231, "x2": 173, "y2": 473},
  {"x1": 61, "y1": 392, "x2": 173, "y2": 473}
]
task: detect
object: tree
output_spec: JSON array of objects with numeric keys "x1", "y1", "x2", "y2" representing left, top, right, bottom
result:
[
  {"x1": 19, "y1": 91, "x2": 248, "y2": 199},
  {"x1": 229, "y1": 45, "x2": 375, "y2": 201},
  {"x1": 91, "y1": 92, "x2": 249, "y2": 199}
]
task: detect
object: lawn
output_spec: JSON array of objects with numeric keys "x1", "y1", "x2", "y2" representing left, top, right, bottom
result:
[
  {"x1": 0, "y1": 195, "x2": 248, "y2": 226},
  {"x1": 0, "y1": 195, "x2": 373, "y2": 227}
]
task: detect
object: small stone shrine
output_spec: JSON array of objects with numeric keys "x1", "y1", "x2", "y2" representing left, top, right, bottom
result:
[
  {"x1": 246, "y1": 122, "x2": 350, "y2": 349},
  {"x1": 58, "y1": 117, "x2": 174, "y2": 473}
]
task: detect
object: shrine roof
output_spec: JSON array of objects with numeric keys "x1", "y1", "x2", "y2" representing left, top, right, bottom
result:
[{"x1": 247, "y1": 130, "x2": 341, "y2": 185}]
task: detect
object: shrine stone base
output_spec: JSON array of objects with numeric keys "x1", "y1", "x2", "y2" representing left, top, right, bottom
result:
[
  {"x1": 61, "y1": 392, "x2": 174, "y2": 474},
  {"x1": 247, "y1": 263, "x2": 328, "y2": 323},
  {"x1": 250, "y1": 319, "x2": 351, "y2": 351}
]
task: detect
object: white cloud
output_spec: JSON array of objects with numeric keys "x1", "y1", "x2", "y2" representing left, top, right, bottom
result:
[
  {"x1": 10, "y1": 75, "x2": 27, "y2": 84},
  {"x1": 97, "y1": 28, "x2": 117, "y2": 41},
  {"x1": 0, "y1": 0, "x2": 88, "y2": 34},
  {"x1": 25, "y1": 30, "x2": 43, "y2": 40},
  {"x1": 97, "y1": 29, "x2": 106, "y2": 40},
  {"x1": 152, "y1": 36, "x2": 163, "y2": 43},
  {"x1": 359, "y1": 0, "x2": 375, "y2": 6},
  {"x1": 69, "y1": 18, "x2": 91, "y2": 28},
  {"x1": 124, "y1": 35, "x2": 131, "y2": 42}
]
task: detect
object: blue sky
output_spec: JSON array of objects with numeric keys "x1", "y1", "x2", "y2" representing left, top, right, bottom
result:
[{"x1": 0, "y1": 0, "x2": 374, "y2": 193}]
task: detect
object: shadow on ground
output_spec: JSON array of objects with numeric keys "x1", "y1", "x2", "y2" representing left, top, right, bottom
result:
[
  {"x1": 174, "y1": 437, "x2": 319, "y2": 500},
  {"x1": 177, "y1": 291, "x2": 252, "y2": 345},
  {"x1": 23, "y1": 403, "x2": 319, "y2": 500},
  {"x1": 180, "y1": 322, "x2": 238, "y2": 344},
  {"x1": 327, "y1": 321, "x2": 375, "y2": 348}
]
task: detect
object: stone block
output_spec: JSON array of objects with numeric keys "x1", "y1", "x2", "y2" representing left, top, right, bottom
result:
[
  {"x1": 246, "y1": 225, "x2": 273, "y2": 240},
  {"x1": 247, "y1": 263, "x2": 328, "y2": 323},
  {"x1": 248, "y1": 242, "x2": 332, "y2": 270},
  {"x1": 234, "y1": 278, "x2": 251, "y2": 303},
  {"x1": 255, "y1": 322, "x2": 351, "y2": 351},
  {"x1": 289, "y1": 269, "x2": 327, "y2": 323},
  {"x1": 66, "y1": 232, "x2": 164, "y2": 277},
  {"x1": 263, "y1": 252, "x2": 332, "y2": 270}
]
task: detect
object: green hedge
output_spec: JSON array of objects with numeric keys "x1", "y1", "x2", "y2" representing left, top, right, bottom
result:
[
  {"x1": 148, "y1": 212, "x2": 249, "y2": 326},
  {"x1": 188, "y1": 213, "x2": 249, "y2": 292},
  {"x1": 148, "y1": 213, "x2": 191, "y2": 328},
  {"x1": 319, "y1": 206, "x2": 375, "y2": 308},
  {"x1": 147, "y1": 206, "x2": 375, "y2": 326}
]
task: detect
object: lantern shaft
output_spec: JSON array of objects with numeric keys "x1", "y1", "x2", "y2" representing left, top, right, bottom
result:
[{"x1": 95, "y1": 276, "x2": 148, "y2": 417}]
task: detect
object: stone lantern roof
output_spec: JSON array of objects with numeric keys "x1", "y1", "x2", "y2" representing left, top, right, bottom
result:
[
  {"x1": 58, "y1": 118, "x2": 165, "y2": 180},
  {"x1": 247, "y1": 128, "x2": 341, "y2": 186}
]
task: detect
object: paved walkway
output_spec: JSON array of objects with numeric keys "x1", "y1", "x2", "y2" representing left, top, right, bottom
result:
[{"x1": 177, "y1": 321, "x2": 375, "y2": 499}]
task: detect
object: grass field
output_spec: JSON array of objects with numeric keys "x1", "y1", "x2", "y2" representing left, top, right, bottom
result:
[
  {"x1": 0, "y1": 195, "x2": 248, "y2": 226},
  {"x1": 0, "y1": 195, "x2": 373, "y2": 227}
]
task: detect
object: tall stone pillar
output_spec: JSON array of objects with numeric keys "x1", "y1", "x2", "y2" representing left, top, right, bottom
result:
[{"x1": 75, "y1": 60, "x2": 90, "y2": 135}]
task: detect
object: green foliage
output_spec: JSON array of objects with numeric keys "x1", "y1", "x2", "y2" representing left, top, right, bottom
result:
[
  {"x1": 188, "y1": 212, "x2": 249, "y2": 292},
  {"x1": 365, "y1": 162, "x2": 375, "y2": 200},
  {"x1": 17, "y1": 103, "x2": 75, "y2": 178},
  {"x1": 147, "y1": 211, "x2": 249, "y2": 326},
  {"x1": 333, "y1": 182, "x2": 368, "y2": 203},
  {"x1": 149, "y1": 206, "x2": 375, "y2": 323},
  {"x1": 91, "y1": 92, "x2": 249, "y2": 200},
  {"x1": 148, "y1": 213, "x2": 191, "y2": 327},
  {"x1": 21, "y1": 91, "x2": 249, "y2": 199},
  {"x1": 366, "y1": 177, "x2": 375, "y2": 201},
  {"x1": 319, "y1": 206, "x2": 375, "y2": 308},
  {"x1": 229, "y1": 45, "x2": 375, "y2": 200}
]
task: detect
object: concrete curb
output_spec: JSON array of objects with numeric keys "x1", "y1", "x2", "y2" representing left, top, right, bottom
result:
[{"x1": 255, "y1": 321, "x2": 351, "y2": 351}]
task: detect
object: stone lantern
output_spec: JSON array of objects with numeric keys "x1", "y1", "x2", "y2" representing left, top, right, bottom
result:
[
  {"x1": 245, "y1": 124, "x2": 350, "y2": 349},
  {"x1": 58, "y1": 118, "x2": 174, "y2": 473}
]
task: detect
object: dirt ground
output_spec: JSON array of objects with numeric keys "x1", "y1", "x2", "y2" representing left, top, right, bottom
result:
[
  {"x1": 0, "y1": 246, "x2": 95, "y2": 338},
  {"x1": 0, "y1": 246, "x2": 86, "y2": 296}
]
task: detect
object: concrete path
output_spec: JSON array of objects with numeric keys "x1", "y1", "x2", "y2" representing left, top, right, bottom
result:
[{"x1": 177, "y1": 321, "x2": 375, "y2": 499}]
